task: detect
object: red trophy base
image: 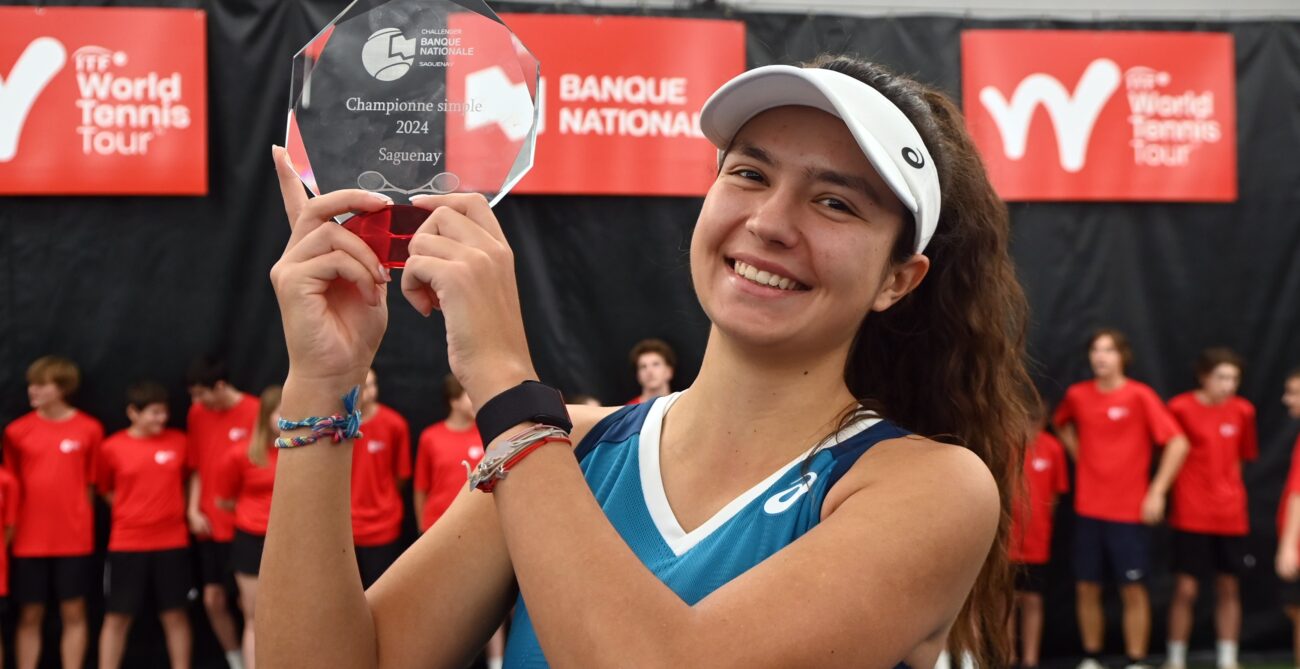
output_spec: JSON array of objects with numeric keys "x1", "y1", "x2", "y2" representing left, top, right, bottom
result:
[{"x1": 341, "y1": 204, "x2": 428, "y2": 269}]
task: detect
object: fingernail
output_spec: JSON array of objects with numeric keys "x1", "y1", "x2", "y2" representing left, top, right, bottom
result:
[
  {"x1": 409, "y1": 194, "x2": 432, "y2": 203},
  {"x1": 369, "y1": 191, "x2": 393, "y2": 205},
  {"x1": 380, "y1": 265, "x2": 392, "y2": 283}
]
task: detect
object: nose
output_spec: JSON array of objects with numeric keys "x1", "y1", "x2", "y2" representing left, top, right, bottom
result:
[{"x1": 744, "y1": 188, "x2": 801, "y2": 249}]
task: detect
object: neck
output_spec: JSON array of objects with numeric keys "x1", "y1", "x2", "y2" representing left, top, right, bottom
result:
[
  {"x1": 37, "y1": 402, "x2": 73, "y2": 420},
  {"x1": 216, "y1": 387, "x2": 242, "y2": 411},
  {"x1": 446, "y1": 410, "x2": 473, "y2": 430},
  {"x1": 127, "y1": 426, "x2": 154, "y2": 439},
  {"x1": 640, "y1": 384, "x2": 669, "y2": 402},
  {"x1": 1095, "y1": 374, "x2": 1126, "y2": 391},
  {"x1": 667, "y1": 328, "x2": 857, "y2": 458},
  {"x1": 1195, "y1": 389, "x2": 1227, "y2": 406}
]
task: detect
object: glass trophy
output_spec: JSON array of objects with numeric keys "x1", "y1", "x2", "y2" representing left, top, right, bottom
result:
[{"x1": 286, "y1": 0, "x2": 540, "y2": 268}]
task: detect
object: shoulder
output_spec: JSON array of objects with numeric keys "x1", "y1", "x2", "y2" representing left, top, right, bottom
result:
[
  {"x1": 74, "y1": 411, "x2": 104, "y2": 434},
  {"x1": 1167, "y1": 391, "x2": 1192, "y2": 408},
  {"x1": 5, "y1": 412, "x2": 35, "y2": 436},
  {"x1": 825, "y1": 435, "x2": 998, "y2": 530},
  {"x1": 1036, "y1": 430, "x2": 1064, "y2": 453},
  {"x1": 1233, "y1": 396, "x2": 1256, "y2": 416},
  {"x1": 376, "y1": 404, "x2": 408, "y2": 429},
  {"x1": 568, "y1": 403, "x2": 627, "y2": 446},
  {"x1": 164, "y1": 429, "x2": 188, "y2": 445},
  {"x1": 1128, "y1": 380, "x2": 1160, "y2": 398},
  {"x1": 1065, "y1": 381, "x2": 1091, "y2": 398}
]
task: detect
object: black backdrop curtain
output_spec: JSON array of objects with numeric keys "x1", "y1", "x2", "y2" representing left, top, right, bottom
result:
[{"x1": 1, "y1": 1, "x2": 1298, "y2": 665}]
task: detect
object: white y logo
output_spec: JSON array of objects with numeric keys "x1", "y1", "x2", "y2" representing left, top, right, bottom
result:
[
  {"x1": 978, "y1": 58, "x2": 1121, "y2": 173},
  {"x1": 464, "y1": 67, "x2": 543, "y2": 140},
  {"x1": 763, "y1": 472, "x2": 818, "y2": 515},
  {"x1": 0, "y1": 37, "x2": 66, "y2": 162}
]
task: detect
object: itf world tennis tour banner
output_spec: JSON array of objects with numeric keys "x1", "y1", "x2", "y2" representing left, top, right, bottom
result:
[
  {"x1": 0, "y1": 7, "x2": 207, "y2": 195},
  {"x1": 451, "y1": 14, "x2": 744, "y2": 197},
  {"x1": 962, "y1": 30, "x2": 1237, "y2": 202}
]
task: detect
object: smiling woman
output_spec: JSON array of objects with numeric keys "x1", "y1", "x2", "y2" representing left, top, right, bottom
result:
[{"x1": 257, "y1": 54, "x2": 1034, "y2": 669}]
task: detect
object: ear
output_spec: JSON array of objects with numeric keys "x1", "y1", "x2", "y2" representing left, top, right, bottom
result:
[
  {"x1": 126, "y1": 406, "x2": 139, "y2": 423},
  {"x1": 871, "y1": 253, "x2": 930, "y2": 313}
]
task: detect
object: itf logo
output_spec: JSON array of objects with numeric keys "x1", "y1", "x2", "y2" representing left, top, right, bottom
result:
[
  {"x1": 361, "y1": 28, "x2": 416, "y2": 82},
  {"x1": 0, "y1": 37, "x2": 66, "y2": 162},
  {"x1": 977, "y1": 58, "x2": 1121, "y2": 174}
]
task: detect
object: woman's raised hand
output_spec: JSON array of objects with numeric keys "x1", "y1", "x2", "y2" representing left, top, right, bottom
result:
[
  {"x1": 270, "y1": 146, "x2": 391, "y2": 390},
  {"x1": 401, "y1": 193, "x2": 536, "y2": 407}
]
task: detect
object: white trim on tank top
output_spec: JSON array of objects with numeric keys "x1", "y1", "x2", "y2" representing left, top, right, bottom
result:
[{"x1": 639, "y1": 392, "x2": 881, "y2": 557}]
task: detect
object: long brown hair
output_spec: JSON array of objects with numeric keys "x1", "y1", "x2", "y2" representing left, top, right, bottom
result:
[
  {"x1": 248, "y1": 385, "x2": 283, "y2": 468},
  {"x1": 810, "y1": 55, "x2": 1035, "y2": 666}
]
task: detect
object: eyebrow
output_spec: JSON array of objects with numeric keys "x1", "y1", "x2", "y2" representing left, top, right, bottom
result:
[{"x1": 729, "y1": 141, "x2": 889, "y2": 208}]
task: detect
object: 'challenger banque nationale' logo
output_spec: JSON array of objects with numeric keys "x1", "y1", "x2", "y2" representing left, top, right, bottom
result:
[{"x1": 361, "y1": 27, "x2": 416, "y2": 82}]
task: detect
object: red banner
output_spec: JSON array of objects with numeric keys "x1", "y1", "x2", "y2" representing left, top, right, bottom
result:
[
  {"x1": 961, "y1": 30, "x2": 1236, "y2": 202},
  {"x1": 447, "y1": 14, "x2": 744, "y2": 197},
  {"x1": 0, "y1": 7, "x2": 207, "y2": 195}
]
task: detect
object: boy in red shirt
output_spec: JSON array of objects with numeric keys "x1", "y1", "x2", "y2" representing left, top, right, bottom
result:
[
  {"x1": 1008, "y1": 408, "x2": 1069, "y2": 669},
  {"x1": 1163, "y1": 349, "x2": 1257, "y2": 669},
  {"x1": 185, "y1": 356, "x2": 258, "y2": 669},
  {"x1": 3, "y1": 356, "x2": 102, "y2": 669},
  {"x1": 214, "y1": 385, "x2": 283, "y2": 669},
  {"x1": 352, "y1": 368, "x2": 411, "y2": 588},
  {"x1": 1273, "y1": 369, "x2": 1300, "y2": 669},
  {"x1": 627, "y1": 339, "x2": 675, "y2": 405},
  {"x1": 96, "y1": 381, "x2": 193, "y2": 669},
  {"x1": 1054, "y1": 330, "x2": 1188, "y2": 669},
  {"x1": 0, "y1": 461, "x2": 18, "y2": 665},
  {"x1": 414, "y1": 374, "x2": 484, "y2": 532}
]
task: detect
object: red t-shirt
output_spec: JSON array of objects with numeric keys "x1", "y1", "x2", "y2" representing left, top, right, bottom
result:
[
  {"x1": 1053, "y1": 379, "x2": 1183, "y2": 523},
  {"x1": 1166, "y1": 392, "x2": 1257, "y2": 535},
  {"x1": 186, "y1": 394, "x2": 259, "y2": 542},
  {"x1": 1009, "y1": 431, "x2": 1070, "y2": 564},
  {"x1": 351, "y1": 404, "x2": 411, "y2": 546},
  {"x1": 1276, "y1": 434, "x2": 1300, "y2": 554},
  {"x1": 97, "y1": 429, "x2": 190, "y2": 552},
  {"x1": 2, "y1": 411, "x2": 103, "y2": 556},
  {"x1": 0, "y1": 468, "x2": 18, "y2": 595},
  {"x1": 414, "y1": 421, "x2": 484, "y2": 530},
  {"x1": 213, "y1": 442, "x2": 278, "y2": 536}
]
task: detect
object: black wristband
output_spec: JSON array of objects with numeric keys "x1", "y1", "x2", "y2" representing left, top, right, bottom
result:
[{"x1": 475, "y1": 380, "x2": 573, "y2": 446}]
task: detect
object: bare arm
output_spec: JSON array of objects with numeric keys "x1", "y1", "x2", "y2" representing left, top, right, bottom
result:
[
  {"x1": 1279, "y1": 493, "x2": 1300, "y2": 580},
  {"x1": 1056, "y1": 422, "x2": 1078, "y2": 460},
  {"x1": 187, "y1": 472, "x2": 211, "y2": 536},
  {"x1": 1141, "y1": 434, "x2": 1189, "y2": 525},
  {"x1": 412, "y1": 490, "x2": 427, "y2": 532}
]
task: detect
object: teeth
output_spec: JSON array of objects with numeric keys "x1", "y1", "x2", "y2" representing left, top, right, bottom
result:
[{"x1": 733, "y1": 260, "x2": 800, "y2": 291}]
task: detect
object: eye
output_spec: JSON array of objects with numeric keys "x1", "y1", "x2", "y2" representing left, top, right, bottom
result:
[
  {"x1": 817, "y1": 196, "x2": 852, "y2": 212},
  {"x1": 728, "y1": 167, "x2": 765, "y2": 183}
]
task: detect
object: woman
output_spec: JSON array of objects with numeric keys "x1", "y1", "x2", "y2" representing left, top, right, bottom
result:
[
  {"x1": 214, "y1": 385, "x2": 282, "y2": 669},
  {"x1": 260, "y1": 56, "x2": 1033, "y2": 669}
]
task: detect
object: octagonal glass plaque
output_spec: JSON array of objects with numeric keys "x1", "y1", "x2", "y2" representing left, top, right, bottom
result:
[{"x1": 286, "y1": 0, "x2": 540, "y2": 267}]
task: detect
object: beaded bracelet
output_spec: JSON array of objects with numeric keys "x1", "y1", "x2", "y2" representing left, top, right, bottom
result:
[
  {"x1": 274, "y1": 385, "x2": 364, "y2": 449},
  {"x1": 465, "y1": 423, "x2": 571, "y2": 493}
]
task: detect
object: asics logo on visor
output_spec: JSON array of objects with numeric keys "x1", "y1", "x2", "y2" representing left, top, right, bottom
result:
[{"x1": 902, "y1": 147, "x2": 925, "y2": 169}]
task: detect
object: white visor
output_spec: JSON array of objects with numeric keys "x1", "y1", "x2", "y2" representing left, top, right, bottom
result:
[{"x1": 699, "y1": 64, "x2": 941, "y2": 254}]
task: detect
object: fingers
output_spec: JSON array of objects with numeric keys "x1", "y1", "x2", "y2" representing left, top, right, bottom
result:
[
  {"x1": 301, "y1": 249, "x2": 386, "y2": 307},
  {"x1": 282, "y1": 220, "x2": 389, "y2": 286},
  {"x1": 285, "y1": 189, "x2": 395, "y2": 251},
  {"x1": 400, "y1": 254, "x2": 448, "y2": 317},
  {"x1": 410, "y1": 193, "x2": 507, "y2": 245},
  {"x1": 273, "y1": 145, "x2": 310, "y2": 226}
]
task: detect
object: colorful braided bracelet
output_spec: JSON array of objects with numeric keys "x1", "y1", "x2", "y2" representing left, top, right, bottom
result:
[{"x1": 274, "y1": 385, "x2": 364, "y2": 449}]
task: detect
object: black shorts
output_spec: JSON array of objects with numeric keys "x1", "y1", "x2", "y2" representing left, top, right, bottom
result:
[
  {"x1": 1014, "y1": 563, "x2": 1050, "y2": 594},
  {"x1": 11, "y1": 555, "x2": 95, "y2": 604},
  {"x1": 1074, "y1": 516, "x2": 1150, "y2": 584},
  {"x1": 1282, "y1": 579, "x2": 1300, "y2": 607},
  {"x1": 355, "y1": 540, "x2": 403, "y2": 589},
  {"x1": 231, "y1": 530, "x2": 266, "y2": 577},
  {"x1": 105, "y1": 548, "x2": 192, "y2": 614},
  {"x1": 1170, "y1": 530, "x2": 1251, "y2": 579},
  {"x1": 195, "y1": 539, "x2": 232, "y2": 586}
]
